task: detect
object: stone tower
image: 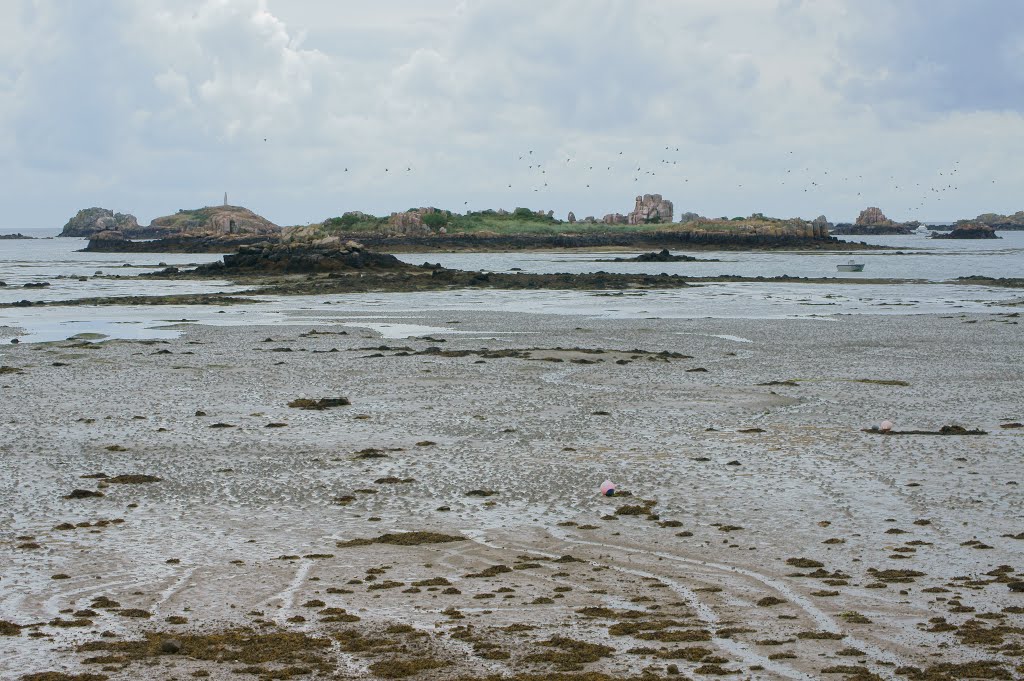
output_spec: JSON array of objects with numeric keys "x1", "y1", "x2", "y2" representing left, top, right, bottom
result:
[{"x1": 224, "y1": 192, "x2": 228, "y2": 207}]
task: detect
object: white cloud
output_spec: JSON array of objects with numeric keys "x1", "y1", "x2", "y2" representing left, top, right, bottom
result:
[{"x1": 1, "y1": 0, "x2": 1023, "y2": 228}]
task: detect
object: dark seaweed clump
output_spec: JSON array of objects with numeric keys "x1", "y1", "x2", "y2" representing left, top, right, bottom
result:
[
  {"x1": 337, "y1": 532, "x2": 465, "y2": 548},
  {"x1": 288, "y1": 397, "x2": 351, "y2": 410}
]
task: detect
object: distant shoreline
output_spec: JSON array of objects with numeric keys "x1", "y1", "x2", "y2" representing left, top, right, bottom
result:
[{"x1": 78, "y1": 230, "x2": 883, "y2": 254}]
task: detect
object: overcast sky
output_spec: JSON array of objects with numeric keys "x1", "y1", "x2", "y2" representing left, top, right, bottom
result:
[{"x1": 3, "y1": 0, "x2": 1023, "y2": 228}]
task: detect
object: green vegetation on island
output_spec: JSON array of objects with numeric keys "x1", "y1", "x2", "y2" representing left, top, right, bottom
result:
[
  {"x1": 320, "y1": 208, "x2": 619, "y2": 236},
  {"x1": 300, "y1": 207, "x2": 831, "y2": 242}
]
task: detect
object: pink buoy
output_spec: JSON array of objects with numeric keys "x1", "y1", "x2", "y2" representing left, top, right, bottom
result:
[
  {"x1": 879, "y1": 420, "x2": 893, "y2": 433},
  {"x1": 600, "y1": 479, "x2": 617, "y2": 497}
]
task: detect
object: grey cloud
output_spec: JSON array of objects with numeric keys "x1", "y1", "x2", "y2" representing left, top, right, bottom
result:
[
  {"x1": 11, "y1": 4, "x2": 146, "y2": 167},
  {"x1": 1, "y1": 0, "x2": 1023, "y2": 228},
  {"x1": 836, "y1": 0, "x2": 1024, "y2": 116}
]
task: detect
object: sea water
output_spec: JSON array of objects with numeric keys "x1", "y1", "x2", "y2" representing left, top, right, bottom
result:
[{"x1": 1, "y1": 229, "x2": 1021, "y2": 343}]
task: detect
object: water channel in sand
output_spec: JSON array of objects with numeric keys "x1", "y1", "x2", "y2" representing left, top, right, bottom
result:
[{"x1": 1, "y1": 231, "x2": 1021, "y2": 343}]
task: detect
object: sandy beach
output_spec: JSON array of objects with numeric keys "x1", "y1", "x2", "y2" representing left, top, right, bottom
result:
[{"x1": 1, "y1": 310, "x2": 1022, "y2": 680}]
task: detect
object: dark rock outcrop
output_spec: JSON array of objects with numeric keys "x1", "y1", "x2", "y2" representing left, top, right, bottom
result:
[
  {"x1": 932, "y1": 223, "x2": 999, "y2": 239},
  {"x1": 195, "y1": 240, "x2": 416, "y2": 274},
  {"x1": 603, "y1": 249, "x2": 710, "y2": 263},
  {"x1": 0, "y1": 233, "x2": 33, "y2": 239},
  {"x1": 956, "y1": 276, "x2": 1024, "y2": 288},
  {"x1": 317, "y1": 229, "x2": 856, "y2": 252},
  {"x1": 60, "y1": 208, "x2": 140, "y2": 237},
  {"x1": 85, "y1": 224, "x2": 853, "y2": 254},
  {"x1": 84, "y1": 234, "x2": 270, "y2": 253},
  {"x1": 831, "y1": 223, "x2": 913, "y2": 235}
]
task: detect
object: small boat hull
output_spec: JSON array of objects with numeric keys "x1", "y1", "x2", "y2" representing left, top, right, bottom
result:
[{"x1": 836, "y1": 263, "x2": 865, "y2": 272}]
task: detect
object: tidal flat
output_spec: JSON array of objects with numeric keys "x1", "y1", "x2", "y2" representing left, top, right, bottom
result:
[{"x1": 0, "y1": 311, "x2": 1022, "y2": 680}]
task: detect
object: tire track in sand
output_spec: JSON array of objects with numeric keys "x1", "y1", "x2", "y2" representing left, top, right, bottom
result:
[
  {"x1": 547, "y1": 527, "x2": 909, "y2": 678},
  {"x1": 465, "y1": 526, "x2": 913, "y2": 680}
]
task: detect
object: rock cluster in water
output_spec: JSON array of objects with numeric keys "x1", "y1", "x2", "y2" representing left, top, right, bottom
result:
[
  {"x1": 195, "y1": 238, "x2": 414, "y2": 274},
  {"x1": 960, "y1": 211, "x2": 1024, "y2": 230},
  {"x1": 830, "y1": 207, "x2": 915, "y2": 235},
  {"x1": 62, "y1": 205, "x2": 280, "y2": 239},
  {"x1": 606, "y1": 249, "x2": 705, "y2": 263},
  {"x1": 60, "y1": 208, "x2": 141, "y2": 237},
  {"x1": 931, "y1": 223, "x2": 999, "y2": 239},
  {"x1": 856, "y1": 207, "x2": 893, "y2": 226}
]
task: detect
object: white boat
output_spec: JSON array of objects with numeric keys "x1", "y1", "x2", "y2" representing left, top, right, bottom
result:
[{"x1": 836, "y1": 260, "x2": 865, "y2": 272}]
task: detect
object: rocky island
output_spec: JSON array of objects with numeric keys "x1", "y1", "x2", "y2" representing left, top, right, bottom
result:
[
  {"x1": 598, "y1": 248, "x2": 716, "y2": 263},
  {"x1": 830, "y1": 207, "x2": 916, "y2": 235},
  {"x1": 67, "y1": 204, "x2": 281, "y2": 251},
  {"x1": 60, "y1": 207, "x2": 141, "y2": 237},
  {"x1": 195, "y1": 238, "x2": 414, "y2": 274},
  {"x1": 72, "y1": 194, "x2": 871, "y2": 254},
  {"x1": 288, "y1": 196, "x2": 848, "y2": 252},
  {"x1": 963, "y1": 211, "x2": 1024, "y2": 231},
  {"x1": 151, "y1": 237, "x2": 699, "y2": 296},
  {"x1": 131, "y1": 234, "x2": 898, "y2": 301},
  {"x1": 931, "y1": 222, "x2": 1000, "y2": 239}
]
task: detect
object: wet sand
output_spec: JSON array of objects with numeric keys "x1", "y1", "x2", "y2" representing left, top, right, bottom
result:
[{"x1": 0, "y1": 311, "x2": 1022, "y2": 680}]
